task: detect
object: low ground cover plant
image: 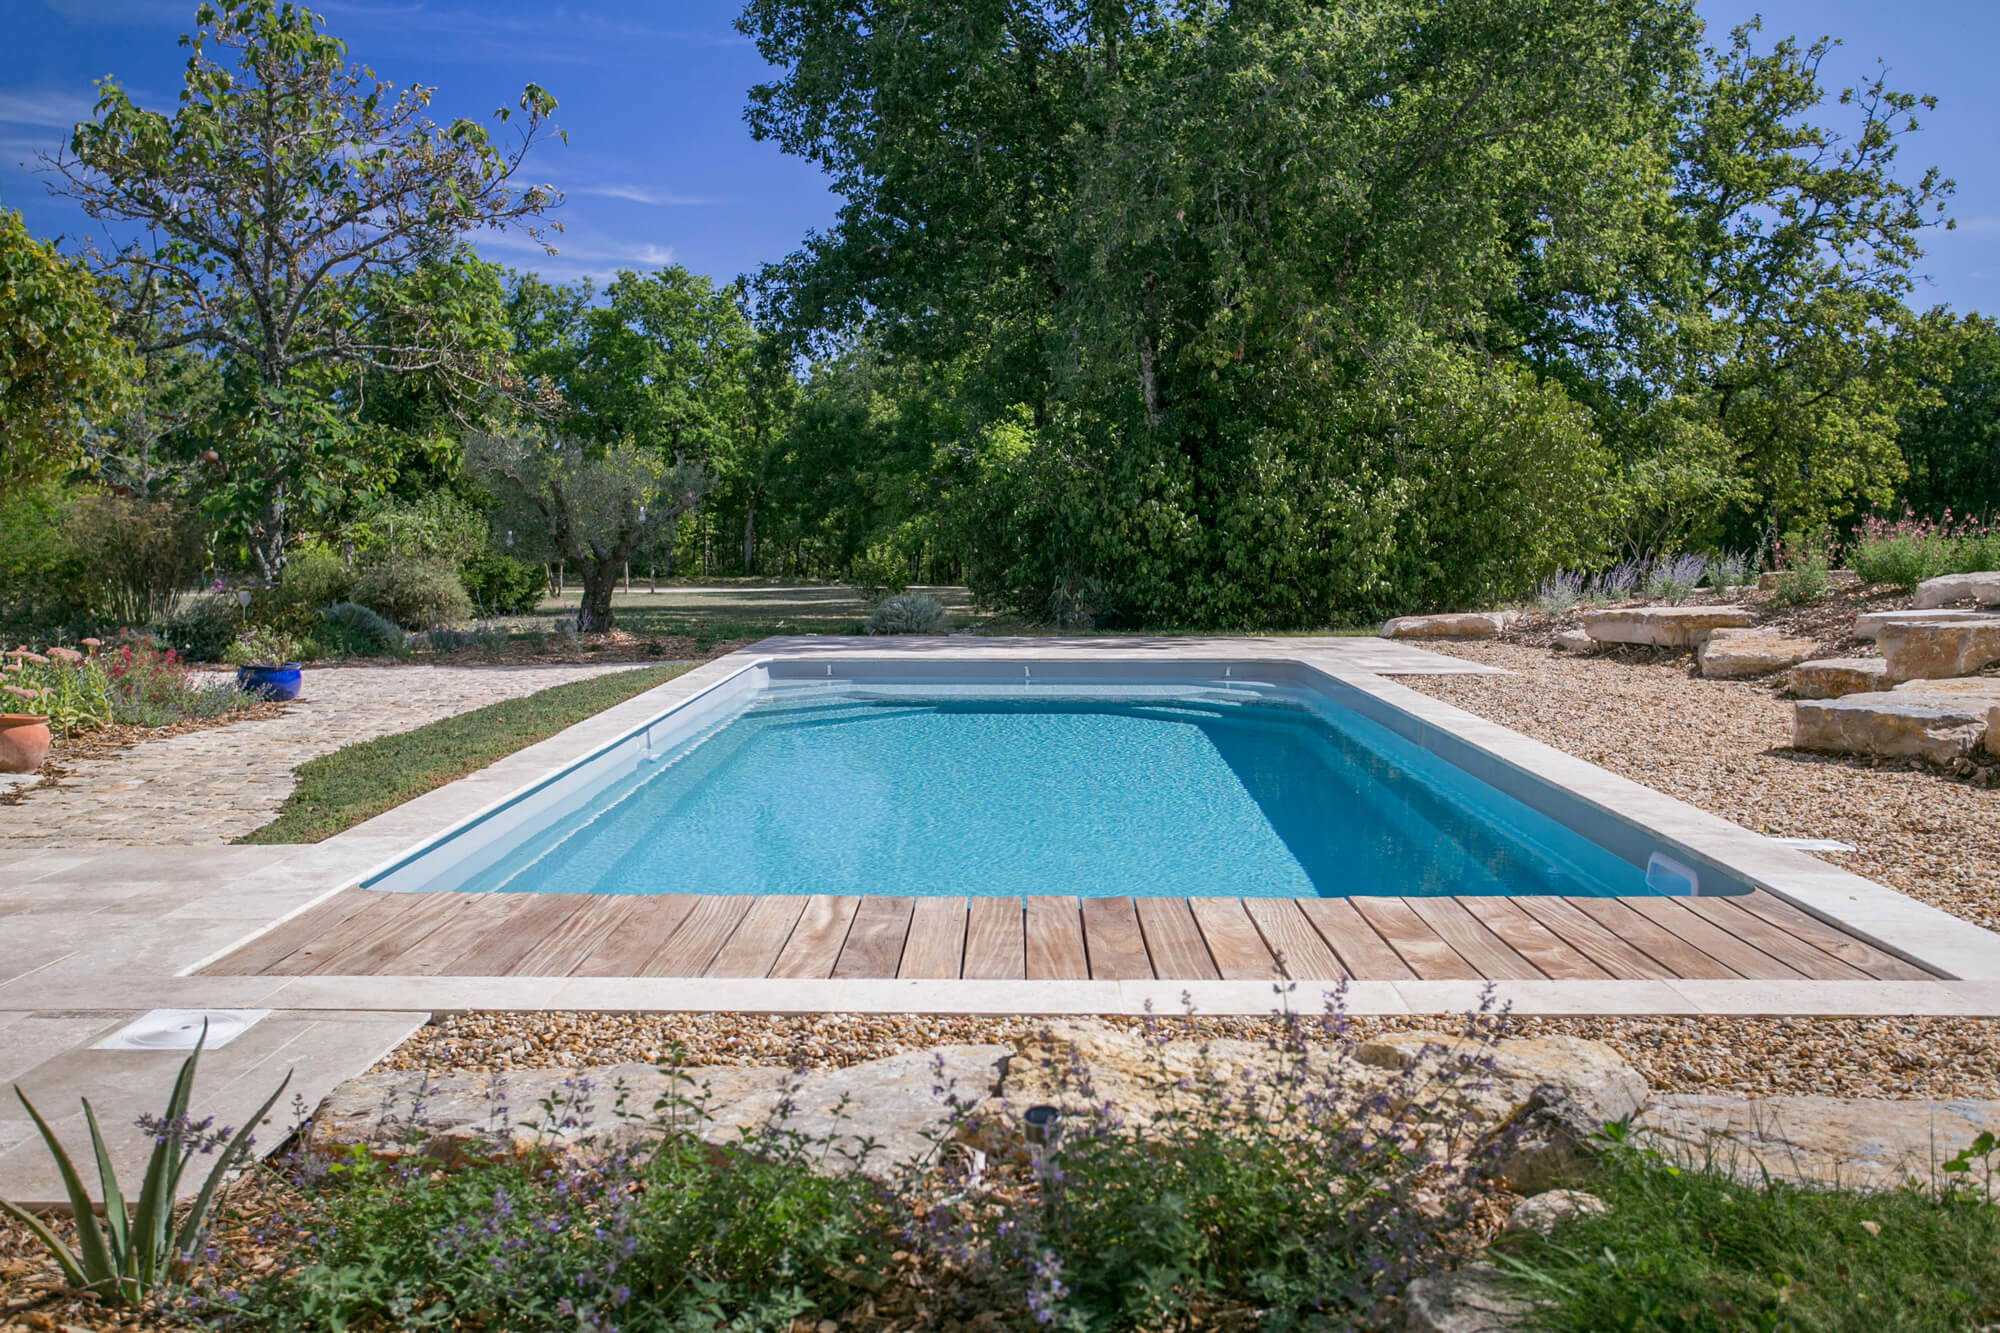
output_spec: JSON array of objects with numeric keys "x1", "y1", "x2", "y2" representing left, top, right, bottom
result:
[
  {"x1": 866, "y1": 591, "x2": 947, "y2": 634},
  {"x1": 240, "y1": 663, "x2": 692, "y2": 842},
  {"x1": 1499, "y1": 1130, "x2": 2000, "y2": 1332},
  {"x1": 4, "y1": 637, "x2": 250, "y2": 732}
]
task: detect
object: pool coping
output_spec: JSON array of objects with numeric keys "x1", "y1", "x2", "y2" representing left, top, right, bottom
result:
[{"x1": 183, "y1": 634, "x2": 2000, "y2": 989}]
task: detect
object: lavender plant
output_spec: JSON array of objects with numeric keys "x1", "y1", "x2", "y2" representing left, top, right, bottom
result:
[
  {"x1": 1642, "y1": 553, "x2": 1708, "y2": 604},
  {"x1": 1589, "y1": 559, "x2": 1644, "y2": 601},
  {"x1": 1707, "y1": 549, "x2": 1753, "y2": 591},
  {"x1": 1534, "y1": 570, "x2": 1586, "y2": 616}
]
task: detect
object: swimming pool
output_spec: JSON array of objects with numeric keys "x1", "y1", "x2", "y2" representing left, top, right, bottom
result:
[{"x1": 366, "y1": 660, "x2": 1749, "y2": 901}]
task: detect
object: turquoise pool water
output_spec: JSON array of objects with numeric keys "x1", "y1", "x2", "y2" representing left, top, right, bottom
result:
[{"x1": 439, "y1": 684, "x2": 1686, "y2": 899}]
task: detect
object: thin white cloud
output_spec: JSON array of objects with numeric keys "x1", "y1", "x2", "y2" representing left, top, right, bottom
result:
[
  {"x1": 0, "y1": 88, "x2": 98, "y2": 129},
  {"x1": 474, "y1": 226, "x2": 676, "y2": 270},
  {"x1": 573, "y1": 184, "x2": 722, "y2": 207}
]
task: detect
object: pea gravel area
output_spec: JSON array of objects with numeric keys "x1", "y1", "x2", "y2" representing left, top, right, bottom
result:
[{"x1": 382, "y1": 1010, "x2": 2000, "y2": 1101}]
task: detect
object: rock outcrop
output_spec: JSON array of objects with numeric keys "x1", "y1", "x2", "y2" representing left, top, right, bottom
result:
[
  {"x1": 1635, "y1": 1094, "x2": 2000, "y2": 1190},
  {"x1": 1792, "y1": 692, "x2": 1992, "y2": 764},
  {"x1": 1784, "y1": 658, "x2": 1889, "y2": 699},
  {"x1": 1910, "y1": 571, "x2": 2000, "y2": 610},
  {"x1": 1696, "y1": 629, "x2": 1819, "y2": 678},
  {"x1": 1852, "y1": 608, "x2": 1999, "y2": 641},
  {"x1": 1877, "y1": 617, "x2": 2000, "y2": 682},
  {"x1": 1400, "y1": 1266, "x2": 1543, "y2": 1333},
  {"x1": 1582, "y1": 606, "x2": 1755, "y2": 649}
]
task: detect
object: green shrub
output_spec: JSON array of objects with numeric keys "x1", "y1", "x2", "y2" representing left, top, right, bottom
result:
[
  {"x1": 458, "y1": 551, "x2": 547, "y2": 616},
  {"x1": 224, "y1": 625, "x2": 303, "y2": 667},
  {"x1": 157, "y1": 593, "x2": 242, "y2": 662},
  {"x1": 348, "y1": 492, "x2": 489, "y2": 565},
  {"x1": 350, "y1": 557, "x2": 473, "y2": 629},
  {"x1": 319, "y1": 602, "x2": 406, "y2": 657},
  {"x1": 63, "y1": 493, "x2": 206, "y2": 626},
  {"x1": 847, "y1": 541, "x2": 912, "y2": 598},
  {"x1": 1849, "y1": 509, "x2": 1999, "y2": 588},
  {"x1": 865, "y1": 591, "x2": 947, "y2": 634},
  {"x1": 279, "y1": 544, "x2": 353, "y2": 609},
  {"x1": 0, "y1": 481, "x2": 91, "y2": 638},
  {"x1": 1768, "y1": 527, "x2": 1834, "y2": 607}
]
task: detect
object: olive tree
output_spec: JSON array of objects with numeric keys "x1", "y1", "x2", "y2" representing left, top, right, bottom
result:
[{"x1": 466, "y1": 432, "x2": 713, "y2": 633}]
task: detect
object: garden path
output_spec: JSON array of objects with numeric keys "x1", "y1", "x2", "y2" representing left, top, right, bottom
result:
[{"x1": 0, "y1": 663, "x2": 640, "y2": 847}]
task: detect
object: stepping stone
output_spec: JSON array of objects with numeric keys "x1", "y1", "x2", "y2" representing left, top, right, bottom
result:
[
  {"x1": 1890, "y1": 676, "x2": 2000, "y2": 702},
  {"x1": 1784, "y1": 658, "x2": 1888, "y2": 699},
  {"x1": 1697, "y1": 628, "x2": 1819, "y2": 678},
  {"x1": 1911, "y1": 570, "x2": 2000, "y2": 609},
  {"x1": 1792, "y1": 692, "x2": 1992, "y2": 764},
  {"x1": 1581, "y1": 605, "x2": 1754, "y2": 648},
  {"x1": 1877, "y1": 617, "x2": 2000, "y2": 683},
  {"x1": 1378, "y1": 611, "x2": 1517, "y2": 640},
  {"x1": 1852, "y1": 607, "x2": 1999, "y2": 640}
]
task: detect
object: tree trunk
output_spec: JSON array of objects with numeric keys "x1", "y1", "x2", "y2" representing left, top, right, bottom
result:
[
  {"x1": 575, "y1": 561, "x2": 618, "y2": 634},
  {"x1": 741, "y1": 499, "x2": 757, "y2": 575}
]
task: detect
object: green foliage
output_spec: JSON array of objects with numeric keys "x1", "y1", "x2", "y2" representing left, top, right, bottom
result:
[
  {"x1": 865, "y1": 593, "x2": 946, "y2": 634},
  {"x1": 0, "y1": 209, "x2": 132, "y2": 498},
  {"x1": 1896, "y1": 316, "x2": 2000, "y2": 519},
  {"x1": 1768, "y1": 528, "x2": 1835, "y2": 607},
  {"x1": 1848, "y1": 512, "x2": 2000, "y2": 589},
  {"x1": 348, "y1": 491, "x2": 490, "y2": 566},
  {"x1": 458, "y1": 551, "x2": 547, "y2": 616},
  {"x1": 350, "y1": 557, "x2": 474, "y2": 630},
  {"x1": 277, "y1": 544, "x2": 353, "y2": 610},
  {"x1": 62, "y1": 493, "x2": 207, "y2": 627},
  {"x1": 157, "y1": 593, "x2": 243, "y2": 662},
  {"x1": 0, "y1": 481, "x2": 91, "y2": 638},
  {"x1": 241, "y1": 664, "x2": 689, "y2": 842},
  {"x1": 6, "y1": 648, "x2": 112, "y2": 734},
  {"x1": 0, "y1": 1031, "x2": 288, "y2": 1306},
  {"x1": 224, "y1": 624, "x2": 303, "y2": 667},
  {"x1": 1498, "y1": 1139, "x2": 2000, "y2": 1332},
  {"x1": 49, "y1": 0, "x2": 559, "y2": 575},
  {"x1": 319, "y1": 602, "x2": 405, "y2": 657}
]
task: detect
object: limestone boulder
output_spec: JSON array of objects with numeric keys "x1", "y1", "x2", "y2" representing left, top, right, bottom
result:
[
  {"x1": 1783, "y1": 658, "x2": 1888, "y2": 699},
  {"x1": 1400, "y1": 1265, "x2": 1543, "y2": 1333},
  {"x1": 1791, "y1": 692, "x2": 1992, "y2": 764},
  {"x1": 1635, "y1": 1094, "x2": 2000, "y2": 1190},
  {"x1": 1503, "y1": 1189, "x2": 1608, "y2": 1237},
  {"x1": 1696, "y1": 629, "x2": 1819, "y2": 679},
  {"x1": 1852, "y1": 607, "x2": 1999, "y2": 641},
  {"x1": 311, "y1": 1046, "x2": 1009, "y2": 1179},
  {"x1": 1356, "y1": 1031, "x2": 1647, "y2": 1126},
  {"x1": 1582, "y1": 606, "x2": 1754, "y2": 648},
  {"x1": 1911, "y1": 571, "x2": 2000, "y2": 610},
  {"x1": 1877, "y1": 617, "x2": 2000, "y2": 682},
  {"x1": 1891, "y1": 675, "x2": 2000, "y2": 702},
  {"x1": 1990, "y1": 705, "x2": 2000, "y2": 757},
  {"x1": 1552, "y1": 628, "x2": 1594, "y2": 653},
  {"x1": 1489, "y1": 1085, "x2": 1616, "y2": 1194},
  {"x1": 1381, "y1": 611, "x2": 1517, "y2": 640}
]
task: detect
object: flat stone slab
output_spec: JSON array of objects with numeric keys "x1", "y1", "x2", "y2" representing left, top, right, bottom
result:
[
  {"x1": 1784, "y1": 658, "x2": 1888, "y2": 699},
  {"x1": 1582, "y1": 606, "x2": 1754, "y2": 648},
  {"x1": 312, "y1": 1046, "x2": 1009, "y2": 1178},
  {"x1": 1912, "y1": 571, "x2": 2000, "y2": 610},
  {"x1": 1380, "y1": 611, "x2": 1517, "y2": 640},
  {"x1": 1792, "y1": 691, "x2": 1992, "y2": 764},
  {"x1": 1891, "y1": 676, "x2": 2000, "y2": 702},
  {"x1": 1852, "y1": 608, "x2": 2000, "y2": 641},
  {"x1": 1878, "y1": 617, "x2": 2000, "y2": 683},
  {"x1": 1697, "y1": 629, "x2": 1819, "y2": 678},
  {"x1": 1636, "y1": 1093, "x2": 2000, "y2": 1189}
]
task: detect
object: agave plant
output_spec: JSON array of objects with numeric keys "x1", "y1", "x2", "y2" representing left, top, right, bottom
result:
[{"x1": 0, "y1": 1030, "x2": 290, "y2": 1304}]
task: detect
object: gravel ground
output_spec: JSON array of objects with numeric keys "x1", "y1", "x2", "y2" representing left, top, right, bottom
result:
[
  {"x1": 1400, "y1": 636, "x2": 2000, "y2": 935},
  {"x1": 382, "y1": 1010, "x2": 2000, "y2": 1101}
]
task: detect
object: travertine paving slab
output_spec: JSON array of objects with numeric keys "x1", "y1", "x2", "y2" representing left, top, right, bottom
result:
[{"x1": 0, "y1": 663, "x2": 639, "y2": 847}]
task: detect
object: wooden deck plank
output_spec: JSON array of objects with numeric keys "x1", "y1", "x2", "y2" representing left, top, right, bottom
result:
[
  {"x1": 206, "y1": 890, "x2": 390, "y2": 975},
  {"x1": 1622, "y1": 896, "x2": 1807, "y2": 980},
  {"x1": 1457, "y1": 897, "x2": 1611, "y2": 980},
  {"x1": 1295, "y1": 898, "x2": 1416, "y2": 980},
  {"x1": 1080, "y1": 897, "x2": 1153, "y2": 979},
  {"x1": 499, "y1": 896, "x2": 642, "y2": 976},
  {"x1": 643, "y1": 895, "x2": 757, "y2": 977},
  {"x1": 1510, "y1": 896, "x2": 1677, "y2": 980},
  {"x1": 1025, "y1": 896, "x2": 1089, "y2": 980},
  {"x1": 899, "y1": 897, "x2": 970, "y2": 979},
  {"x1": 833, "y1": 896, "x2": 915, "y2": 978},
  {"x1": 1134, "y1": 897, "x2": 1219, "y2": 980},
  {"x1": 707, "y1": 895, "x2": 812, "y2": 978},
  {"x1": 570, "y1": 895, "x2": 700, "y2": 975},
  {"x1": 1241, "y1": 898, "x2": 1347, "y2": 979},
  {"x1": 306, "y1": 893, "x2": 472, "y2": 975},
  {"x1": 963, "y1": 897, "x2": 1026, "y2": 979},
  {"x1": 1349, "y1": 898, "x2": 1481, "y2": 980},
  {"x1": 1403, "y1": 897, "x2": 1544, "y2": 980},
  {"x1": 769, "y1": 896, "x2": 861, "y2": 979},
  {"x1": 1719, "y1": 891, "x2": 1936, "y2": 980},
  {"x1": 1567, "y1": 897, "x2": 1738, "y2": 979},
  {"x1": 1188, "y1": 898, "x2": 1280, "y2": 980},
  {"x1": 1676, "y1": 896, "x2": 1873, "y2": 981},
  {"x1": 393, "y1": 894, "x2": 541, "y2": 976}
]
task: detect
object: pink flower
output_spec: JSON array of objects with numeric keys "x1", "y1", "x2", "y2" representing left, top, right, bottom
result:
[{"x1": 47, "y1": 646, "x2": 84, "y2": 665}]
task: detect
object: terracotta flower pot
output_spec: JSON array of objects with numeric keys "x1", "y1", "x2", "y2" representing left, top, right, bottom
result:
[{"x1": 0, "y1": 714, "x2": 51, "y2": 774}]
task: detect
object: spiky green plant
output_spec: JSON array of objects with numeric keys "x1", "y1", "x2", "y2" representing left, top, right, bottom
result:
[{"x1": 0, "y1": 1030, "x2": 290, "y2": 1304}]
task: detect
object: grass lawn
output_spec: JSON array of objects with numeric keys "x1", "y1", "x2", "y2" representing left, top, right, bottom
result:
[
  {"x1": 239, "y1": 664, "x2": 692, "y2": 844},
  {"x1": 1497, "y1": 1140, "x2": 2000, "y2": 1331}
]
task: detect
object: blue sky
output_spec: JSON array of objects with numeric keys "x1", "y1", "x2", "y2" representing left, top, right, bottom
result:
[{"x1": 2, "y1": 0, "x2": 1994, "y2": 312}]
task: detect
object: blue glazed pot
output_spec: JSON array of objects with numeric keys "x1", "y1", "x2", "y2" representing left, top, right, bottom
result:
[{"x1": 236, "y1": 663, "x2": 302, "y2": 702}]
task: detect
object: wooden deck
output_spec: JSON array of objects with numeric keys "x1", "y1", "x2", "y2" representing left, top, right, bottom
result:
[{"x1": 203, "y1": 890, "x2": 1936, "y2": 982}]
